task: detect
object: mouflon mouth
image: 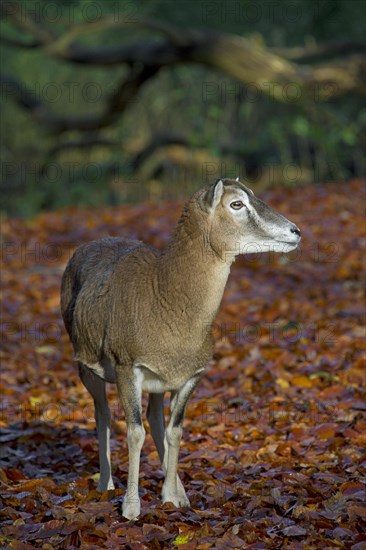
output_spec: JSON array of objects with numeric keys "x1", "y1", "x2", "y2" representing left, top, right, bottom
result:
[
  {"x1": 263, "y1": 236, "x2": 301, "y2": 247},
  {"x1": 264, "y1": 238, "x2": 301, "y2": 252},
  {"x1": 278, "y1": 239, "x2": 301, "y2": 246}
]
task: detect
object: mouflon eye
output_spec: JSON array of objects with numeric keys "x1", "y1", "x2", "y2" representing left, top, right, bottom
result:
[{"x1": 230, "y1": 200, "x2": 245, "y2": 210}]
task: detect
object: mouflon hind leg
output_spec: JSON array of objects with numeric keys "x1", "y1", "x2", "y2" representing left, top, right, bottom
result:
[{"x1": 79, "y1": 363, "x2": 115, "y2": 491}]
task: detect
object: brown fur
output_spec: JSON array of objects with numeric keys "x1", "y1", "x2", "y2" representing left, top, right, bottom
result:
[{"x1": 60, "y1": 178, "x2": 300, "y2": 519}]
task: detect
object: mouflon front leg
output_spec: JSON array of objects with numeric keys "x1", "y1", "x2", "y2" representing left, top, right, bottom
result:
[
  {"x1": 147, "y1": 393, "x2": 187, "y2": 503},
  {"x1": 79, "y1": 363, "x2": 115, "y2": 491},
  {"x1": 161, "y1": 375, "x2": 200, "y2": 508},
  {"x1": 116, "y1": 367, "x2": 145, "y2": 520}
]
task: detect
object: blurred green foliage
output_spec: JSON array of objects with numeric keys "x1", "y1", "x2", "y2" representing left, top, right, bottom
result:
[{"x1": 0, "y1": 0, "x2": 365, "y2": 215}]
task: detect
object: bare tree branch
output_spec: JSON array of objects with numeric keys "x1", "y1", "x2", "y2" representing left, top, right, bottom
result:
[
  {"x1": 130, "y1": 133, "x2": 191, "y2": 170},
  {"x1": 0, "y1": 64, "x2": 160, "y2": 134},
  {"x1": 0, "y1": 35, "x2": 42, "y2": 49},
  {"x1": 273, "y1": 40, "x2": 366, "y2": 63},
  {"x1": 0, "y1": 0, "x2": 55, "y2": 44},
  {"x1": 129, "y1": 133, "x2": 275, "y2": 173},
  {"x1": 0, "y1": 74, "x2": 44, "y2": 110},
  {"x1": 2, "y1": 10, "x2": 365, "y2": 100},
  {"x1": 1, "y1": 5, "x2": 365, "y2": 142}
]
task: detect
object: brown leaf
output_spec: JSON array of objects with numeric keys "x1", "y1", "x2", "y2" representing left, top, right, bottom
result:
[
  {"x1": 347, "y1": 504, "x2": 366, "y2": 521},
  {"x1": 314, "y1": 423, "x2": 338, "y2": 439},
  {"x1": 281, "y1": 525, "x2": 307, "y2": 536}
]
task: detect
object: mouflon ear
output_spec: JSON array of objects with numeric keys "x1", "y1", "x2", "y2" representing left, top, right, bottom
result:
[{"x1": 204, "y1": 179, "x2": 224, "y2": 210}]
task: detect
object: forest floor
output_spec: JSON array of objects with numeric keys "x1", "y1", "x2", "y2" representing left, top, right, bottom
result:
[{"x1": 1, "y1": 180, "x2": 365, "y2": 549}]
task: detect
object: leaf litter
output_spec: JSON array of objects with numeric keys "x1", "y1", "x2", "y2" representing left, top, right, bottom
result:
[{"x1": 1, "y1": 180, "x2": 365, "y2": 548}]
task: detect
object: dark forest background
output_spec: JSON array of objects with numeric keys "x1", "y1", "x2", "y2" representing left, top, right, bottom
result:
[{"x1": 1, "y1": 0, "x2": 365, "y2": 216}]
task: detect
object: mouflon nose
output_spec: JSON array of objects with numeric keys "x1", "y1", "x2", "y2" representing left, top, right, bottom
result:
[{"x1": 290, "y1": 225, "x2": 301, "y2": 238}]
